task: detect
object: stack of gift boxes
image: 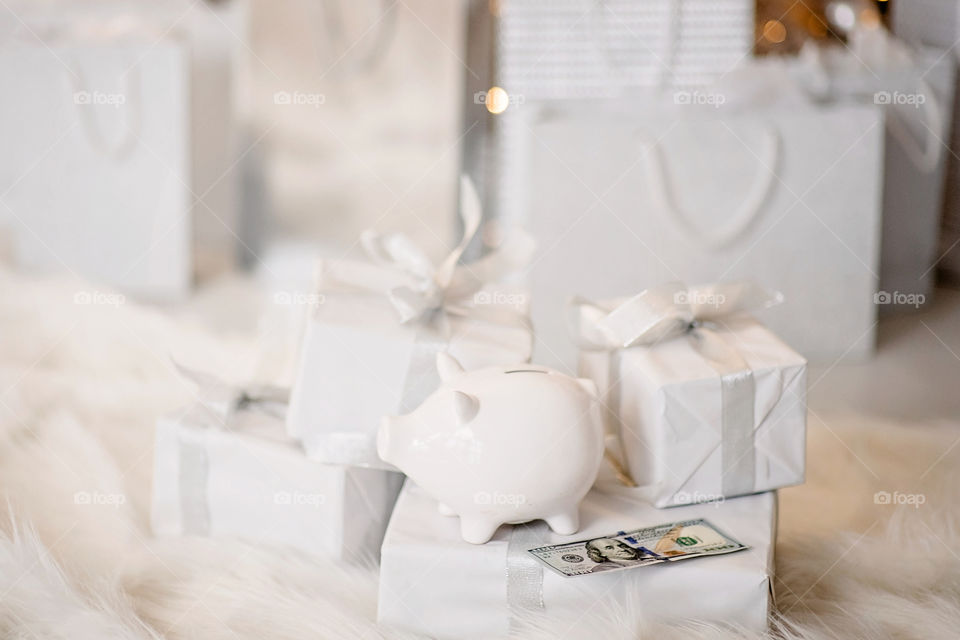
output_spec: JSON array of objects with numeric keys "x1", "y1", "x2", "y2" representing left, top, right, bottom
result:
[{"x1": 150, "y1": 182, "x2": 807, "y2": 636}]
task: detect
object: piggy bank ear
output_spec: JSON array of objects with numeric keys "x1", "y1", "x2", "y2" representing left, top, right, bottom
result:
[
  {"x1": 437, "y1": 352, "x2": 465, "y2": 382},
  {"x1": 452, "y1": 390, "x2": 479, "y2": 424}
]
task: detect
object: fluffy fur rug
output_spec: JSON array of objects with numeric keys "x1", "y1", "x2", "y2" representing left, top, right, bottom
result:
[{"x1": 1, "y1": 271, "x2": 958, "y2": 639}]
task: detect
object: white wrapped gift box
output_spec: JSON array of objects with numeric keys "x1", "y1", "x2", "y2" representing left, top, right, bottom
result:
[
  {"x1": 378, "y1": 481, "x2": 776, "y2": 638},
  {"x1": 575, "y1": 288, "x2": 806, "y2": 508},
  {"x1": 286, "y1": 266, "x2": 533, "y2": 468},
  {"x1": 287, "y1": 180, "x2": 534, "y2": 468},
  {"x1": 151, "y1": 404, "x2": 402, "y2": 562}
]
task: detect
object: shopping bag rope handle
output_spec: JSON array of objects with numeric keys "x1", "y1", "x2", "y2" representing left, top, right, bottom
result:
[{"x1": 639, "y1": 123, "x2": 780, "y2": 250}]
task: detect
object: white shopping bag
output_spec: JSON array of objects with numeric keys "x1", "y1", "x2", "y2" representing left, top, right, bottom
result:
[
  {"x1": 523, "y1": 100, "x2": 884, "y2": 368},
  {"x1": 0, "y1": 1, "x2": 246, "y2": 299},
  {"x1": 0, "y1": 36, "x2": 192, "y2": 299}
]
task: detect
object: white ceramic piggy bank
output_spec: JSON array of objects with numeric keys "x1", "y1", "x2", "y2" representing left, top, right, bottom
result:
[{"x1": 377, "y1": 353, "x2": 604, "y2": 544}]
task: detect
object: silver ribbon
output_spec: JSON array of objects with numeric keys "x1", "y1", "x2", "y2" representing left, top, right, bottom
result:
[
  {"x1": 178, "y1": 434, "x2": 211, "y2": 535},
  {"x1": 398, "y1": 313, "x2": 450, "y2": 413},
  {"x1": 571, "y1": 282, "x2": 781, "y2": 497},
  {"x1": 172, "y1": 364, "x2": 290, "y2": 534},
  {"x1": 320, "y1": 176, "x2": 534, "y2": 415},
  {"x1": 506, "y1": 521, "x2": 548, "y2": 630},
  {"x1": 357, "y1": 176, "x2": 534, "y2": 326},
  {"x1": 173, "y1": 361, "x2": 289, "y2": 424},
  {"x1": 689, "y1": 326, "x2": 757, "y2": 497}
]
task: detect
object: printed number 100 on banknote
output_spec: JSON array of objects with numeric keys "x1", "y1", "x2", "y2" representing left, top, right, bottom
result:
[{"x1": 527, "y1": 518, "x2": 748, "y2": 578}]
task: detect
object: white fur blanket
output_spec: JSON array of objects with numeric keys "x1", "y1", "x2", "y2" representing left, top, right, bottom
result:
[{"x1": 1, "y1": 272, "x2": 958, "y2": 639}]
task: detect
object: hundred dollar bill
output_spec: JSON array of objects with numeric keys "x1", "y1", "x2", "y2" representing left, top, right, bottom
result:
[{"x1": 527, "y1": 519, "x2": 747, "y2": 578}]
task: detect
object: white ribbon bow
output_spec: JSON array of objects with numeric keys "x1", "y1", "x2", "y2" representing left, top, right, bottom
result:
[
  {"x1": 174, "y1": 362, "x2": 288, "y2": 424},
  {"x1": 571, "y1": 282, "x2": 783, "y2": 350},
  {"x1": 357, "y1": 176, "x2": 535, "y2": 325}
]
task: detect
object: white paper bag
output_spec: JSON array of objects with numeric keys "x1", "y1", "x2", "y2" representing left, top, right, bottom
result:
[
  {"x1": 0, "y1": 35, "x2": 191, "y2": 299},
  {"x1": 891, "y1": 5, "x2": 960, "y2": 285},
  {"x1": 498, "y1": 0, "x2": 754, "y2": 98},
  {"x1": 793, "y1": 29, "x2": 956, "y2": 307},
  {"x1": 471, "y1": 0, "x2": 755, "y2": 237},
  {"x1": 522, "y1": 99, "x2": 884, "y2": 368},
  {"x1": 0, "y1": 1, "x2": 245, "y2": 298},
  {"x1": 573, "y1": 287, "x2": 806, "y2": 507},
  {"x1": 378, "y1": 481, "x2": 776, "y2": 638},
  {"x1": 151, "y1": 404, "x2": 403, "y2": 562},
  {"x1": 877, "y1": 45, "x2": 955, "y2": 304},
  {"x1": 891, "y1": 0, "x2": 960, "y2": 50}
]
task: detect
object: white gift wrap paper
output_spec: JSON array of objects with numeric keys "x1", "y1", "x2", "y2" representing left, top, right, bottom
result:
[
  {"x1": 286, "y1": 272, "x2": 533, "y2": 469},
  {"x1": 580, "y1": 313, "x2": 806, "y2": 507},
  {"x1": 522, "y1": 100, "x2": 883, "y2": 368},
  {"x1": 151, "y1": 406, "x2": 402, "y2": 562},
  {"x1": 378, "y1": 482, "x2": 776, "y2": 638}
]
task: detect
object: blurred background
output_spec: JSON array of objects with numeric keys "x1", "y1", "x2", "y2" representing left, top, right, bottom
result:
[{"x1": 0, "y1": 0, "x2": 958, "y2": 415}]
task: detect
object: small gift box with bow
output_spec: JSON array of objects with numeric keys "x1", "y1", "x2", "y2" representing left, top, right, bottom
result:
[
  {"x1": 150, "y1": 366, "x2": 403, "y2": 561},
  {"x1": 572, "y1": 282, "x2": 807, "y2": 508},
  {"x1": 378, "y1": 481, "x2": 776, "y2": 637},
  {"x1": 286, "y1": 178, "x2": 534, "y2": 469}
]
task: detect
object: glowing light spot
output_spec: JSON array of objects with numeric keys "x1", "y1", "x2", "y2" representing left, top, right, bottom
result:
[
  {"x1": 762, "y1": 20, "x2": 787, "y2": 44},
  {"x1": 485, "y1": 86, "x2": 510, "y2": 114}
]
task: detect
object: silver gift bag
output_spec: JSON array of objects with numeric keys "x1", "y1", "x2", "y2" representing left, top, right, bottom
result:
[{"x1": 461, "y1": 0, "x2": 755, "y2": 237}]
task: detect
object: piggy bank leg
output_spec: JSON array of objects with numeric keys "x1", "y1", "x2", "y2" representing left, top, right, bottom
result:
[
  {"x1": 437, "y1": 502, "x2": 456, "y2": 517},
  {"x1": 460, "y1": 517, "x2": 500, "y2": 545},
  {"x1": 545, "y1": 509, "x2": 580, "y2": 536}
]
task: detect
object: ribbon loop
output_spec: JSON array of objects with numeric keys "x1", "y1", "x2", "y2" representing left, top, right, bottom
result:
[
  {"x1": 348, "y1": 175, "x2": 534, "y2": 326},
  {"x1": 571, "y1": 281, "x2": 782, "y2": 350},
  {"x1": 173, "y1": 361, "x2": 288, "y2": 424}
]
